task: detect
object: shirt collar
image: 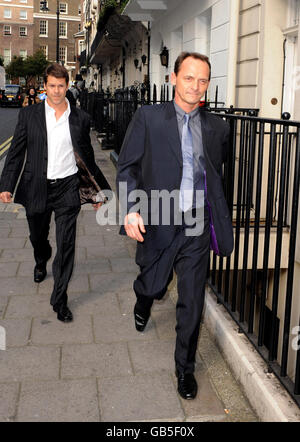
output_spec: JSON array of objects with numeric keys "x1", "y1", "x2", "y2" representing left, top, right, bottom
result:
[
  {"x1": 173, "y1": 100, "x2": 199, "y2": 121},
  {"x1": 45, "y1": 97, "x2": 71, "y2": 119}
]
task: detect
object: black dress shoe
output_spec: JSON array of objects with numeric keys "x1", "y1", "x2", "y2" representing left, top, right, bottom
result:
[
  {"x1": 134, "y1": 303, "x2": 150, "y2": 332},
  {"x1": 53, "y1": 304, "x2": 73, "y2": 323},
  {"x1": 176, "y1": 371, "x2": 198, "y2": 400},
  {"x1": 34, "y1": 265, "x2": 47, "y2": 283}
]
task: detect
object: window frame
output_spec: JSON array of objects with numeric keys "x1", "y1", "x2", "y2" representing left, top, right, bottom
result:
[{"x1": 39, "y1": 19, "x2": 48, "y2": 37}]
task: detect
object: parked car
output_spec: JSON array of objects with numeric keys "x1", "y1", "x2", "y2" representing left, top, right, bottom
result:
[{"x1": 0, "y1": 84, "x2": 23, "y2": 107}]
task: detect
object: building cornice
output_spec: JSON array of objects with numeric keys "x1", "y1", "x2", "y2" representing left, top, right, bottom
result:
[{"x1": 33, "y1": 13, "x2": 81, "y2": 21}]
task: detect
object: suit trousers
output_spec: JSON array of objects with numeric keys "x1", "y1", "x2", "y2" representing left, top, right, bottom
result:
[
  {"x1": 26, "y1": 174, "x2": 81, "y2": 307},
  {"x1": 134, "y1": 209, "x2": 210, "y2": 374}
]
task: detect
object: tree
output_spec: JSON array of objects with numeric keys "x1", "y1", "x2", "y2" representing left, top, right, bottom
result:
[
  {"x1": 5, "y1": 50, "x2": 48, "y2": 86},
  {"x1": 24, "y1": 49, "x2": 49, "y2": 85}
]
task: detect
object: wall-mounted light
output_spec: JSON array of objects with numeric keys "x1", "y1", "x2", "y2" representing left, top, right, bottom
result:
[
  {"x1": 141, "y1": 54, "x2": 147, "y2": 65},
  {"x1": 160, "y1": 46, "x2": 169, "y2": 68},
  {"x1": 134, "y1": 58, "x2": 139, "y2": 69}
]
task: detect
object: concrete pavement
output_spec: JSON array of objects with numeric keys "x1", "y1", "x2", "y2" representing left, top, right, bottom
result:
[{"x1": 0, "y1": 131, "x2": 258, "y2": 422}]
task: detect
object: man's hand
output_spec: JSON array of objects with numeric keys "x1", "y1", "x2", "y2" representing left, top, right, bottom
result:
[
  {"x1": 0, "y1": 192, "x2": 12, "y2": 203},
  {"x1": 92, "y1": 202, "x2": 103, "y2": 211},
  {"x1": 124, "y1": 212, "x2": 146, "y2": 242}
]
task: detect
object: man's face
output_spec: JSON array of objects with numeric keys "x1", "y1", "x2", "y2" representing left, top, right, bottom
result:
[
  {"x1": 44, "y1": 75, "x2": 68, "y2": 107},
  {"x1": 171, "y1": 57, "x2": 210, "y2": 111}
]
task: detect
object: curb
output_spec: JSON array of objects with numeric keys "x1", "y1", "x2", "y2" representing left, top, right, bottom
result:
[{"x1": 203, "y1": 289, "x2": 300, "y2": 422}]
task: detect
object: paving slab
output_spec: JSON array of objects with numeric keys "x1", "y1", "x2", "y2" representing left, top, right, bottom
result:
[
  {"x1": 98, "y1": 373, "x2": 184, "y2": 422},
  {"x1": 0, "y1": 238, "x2": 26, "y2": 249},
  {"x1": 61, "y1": 343, "x2": 133, "y2": 379},
  {"x1": 30, "y1": 315, "x2": 93, "y2": 345},
  {"x1": 90, "y1": 272, "x2": 137, "y2": 294},
  {"x1": 17, "y1": 379, "x2": 100, "y2": 422},
  {"x1": 5, "y1": 295, "x2": 51, "y2": 319},
  {"x1": 69, "y1": 291, "x2": 120, "y2": 317},
  {"x1": 0, "y1": 346, "x2": 60, "y2": 381},
  {"x1": 93, "y1": 312, "x2": 157, "y2": 344},
  {"x1": 0, "y1": 249, "x2": 33, "y2": 263},
  {"x1": 0, "y1": 276, "x2": 37, "y2": 296},
  {"x1": 0, "y1": 318, "x2": 31, "y2": 347},
  {"x1": 129, "y1": 339, "x2": 176, "y2": 374},
  {"x1": 0, "y1": 383, "x2": 19, "y2": 422},
  {"x1": 0, "y1": 262, "x2": 19, "y2": 277},
  {"x1": 151, "y1": 310, "x2": 177, "y2": 340},
  {"x1": 73, "y1": 258, "x2": 112, "y2": 275},
  {"x1": 0, "y1": 296, "x2": 8, "y2": 318}
]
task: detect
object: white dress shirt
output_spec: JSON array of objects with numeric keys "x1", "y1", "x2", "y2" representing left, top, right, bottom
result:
[{"x1": 45, "y1": 98, "x2": 78, "y2": 179}]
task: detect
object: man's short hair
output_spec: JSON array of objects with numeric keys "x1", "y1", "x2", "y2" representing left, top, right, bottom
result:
[
  {"x1": 43, "y1": 63, "x2": 69, "y2": 85},
  {"x1": 174, "y1": 52, "x2": 211, "y2": 80}
]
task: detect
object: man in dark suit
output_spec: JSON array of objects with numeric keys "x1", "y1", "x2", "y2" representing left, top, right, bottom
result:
[
  {"x1": 116, "y1": 52, "x2": 233, "y2": 400},
  {"x1": 0, "y1": 63, "x2": 110, "y2": 323}
]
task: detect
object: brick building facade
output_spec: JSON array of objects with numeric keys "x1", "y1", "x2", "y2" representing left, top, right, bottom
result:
[
  {"x1": 0, "y1": 0, "x2": 34, "y2": 66},
  {"x1": 33, "y1": 0, "x2": 81, "y2": 82}
]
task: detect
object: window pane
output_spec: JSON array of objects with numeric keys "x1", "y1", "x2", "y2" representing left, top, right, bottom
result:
[
  {"x1": 40, "y1": 20, "x2": 47, "y2": 35},
  {"x1": 4, "y1": 25, "x2": 11, "y2": 35},
  {"x1": 4, "y1": 8, "x2": 12, "y2": 18},
  {"x1": 59, "y1": 46, "x2": 66, "y2": 62},
  {"x1": 59, "y1": 3, "x2": 67, "y2": 13},
  {"x1": 20, "y1": 26, "x2": 27, "y2": 36},
  {"x1": 20, "y1": 10, "x2": 27, "y2": 19},
  {"x1": 59, "y1": 21, "x2": 66, "y2": 37}
]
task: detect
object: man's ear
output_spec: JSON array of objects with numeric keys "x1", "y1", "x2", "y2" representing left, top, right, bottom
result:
[{"x1": 170, "y1": 72, "x2": 176, "y2": 87}]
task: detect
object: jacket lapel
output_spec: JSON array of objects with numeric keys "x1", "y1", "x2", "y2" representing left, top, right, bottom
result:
[
  {"x1": 199, "y1": 109, "x2": 214, "y2": 165},
  {"x1": 35, "y1": 101, "x2": 47, "y2": 147},
  {"x1": 69, "y1": 106, "x2": 80, "y2": 152},
  {"x1": 165, "y1": 102, "x2": 183, "y2": 167}
]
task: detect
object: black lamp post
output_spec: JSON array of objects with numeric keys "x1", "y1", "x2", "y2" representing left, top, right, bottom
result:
[{"x1": 40, "y1": 1, "x2": 60, "y2": 63}]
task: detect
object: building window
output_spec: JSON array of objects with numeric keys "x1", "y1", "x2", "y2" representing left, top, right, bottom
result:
[
  {"x1": 20, "y1": 0, "x2": 28, "y2": 3},
  {"x1": 40, "y1": 20, "x2": 48, "y2": 36},
  {"x1": 19, "y1": 26, "x2": 27, "y2": 36},
  {"x1": 59, "y1": 2, "x2": 67, "y2": 14},
  {"x1": 3, "y1": 49, "x2": 11, "y2": 66},
  {"x1": 78, "y1": 23, "x2": 81, "y2": 32},
  {"x1": 3, "y1": 25, "x2": 11, "y2": 35},
  {"x1": 59, "y1": 46, "x2": 66, "y2": 63},
  {"x1": 20, "y1": 50, "x2": 27, "y2": 59},
  {"x1": 78, "y1": 5, "x2": 81, "y2": 15},
  {"x1": 40, "y1": 45, "x2": 48, "y2": 58},
  {"x1": 59, "y1": 21, "x2": 67, "y2": 37},
  {"x1": 20, "y1": 10, "x2": 27, "y2": 20},
  {"x1": 40, "y1": 1, "x2": 48, "y2": 11},
  {"x1": 4, "y1": 8, "x2": 12, "y2": 18}
]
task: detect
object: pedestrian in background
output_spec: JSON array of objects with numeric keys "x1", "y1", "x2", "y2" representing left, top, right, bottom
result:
[
  {"x1": 0, "y1": 63, "x2": 110, "y2": 323},
  {"x1": 22, "y1": 86, "x2": 40, "y2": 107}
]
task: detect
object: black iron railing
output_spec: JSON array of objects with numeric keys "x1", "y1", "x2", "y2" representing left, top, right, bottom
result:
[{"x1": 210, "y1": 112, "x2": 300, "y2": 407}]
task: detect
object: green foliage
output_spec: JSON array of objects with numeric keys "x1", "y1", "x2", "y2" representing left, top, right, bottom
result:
[
  {"x1": 97, "y1": 0, "x2": 129, "y2": 31},
  {"x1": 5, "y1": 50, "x2": 49, "y2": 85},
  {"x1": 0, "y1": 56, "x2": 4, "y2": 67}
]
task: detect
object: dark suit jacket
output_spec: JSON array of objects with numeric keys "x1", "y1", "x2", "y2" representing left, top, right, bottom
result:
[
  {"x1": 0, "y1": 101, "x2": 110, "y2": 215},
  {"x1": 116, "y1": 102, "x2": 234, "y2": 257}
]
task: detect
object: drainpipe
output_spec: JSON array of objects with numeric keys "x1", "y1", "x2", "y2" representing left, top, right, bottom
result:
[
  {"x1": 281, "y1": 38, "x2": 287, "y2": 116},
  {"x1": 226, "y1": 0, "x2": 240, "y2": 107}
]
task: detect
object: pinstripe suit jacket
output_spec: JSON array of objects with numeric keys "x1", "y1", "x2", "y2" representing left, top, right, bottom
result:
[{"x1": 0, "y1": 101, "x2": 110, "y2": 215}]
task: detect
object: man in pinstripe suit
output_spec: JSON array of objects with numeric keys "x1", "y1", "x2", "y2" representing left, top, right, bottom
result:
[{"x1": 0, "y1": 64, "x2": 110, "y2": 323}]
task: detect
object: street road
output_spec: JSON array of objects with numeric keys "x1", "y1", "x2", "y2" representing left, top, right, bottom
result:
[{"x1": 0, "y1": 107, "x2": 20, "y2": 176}]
